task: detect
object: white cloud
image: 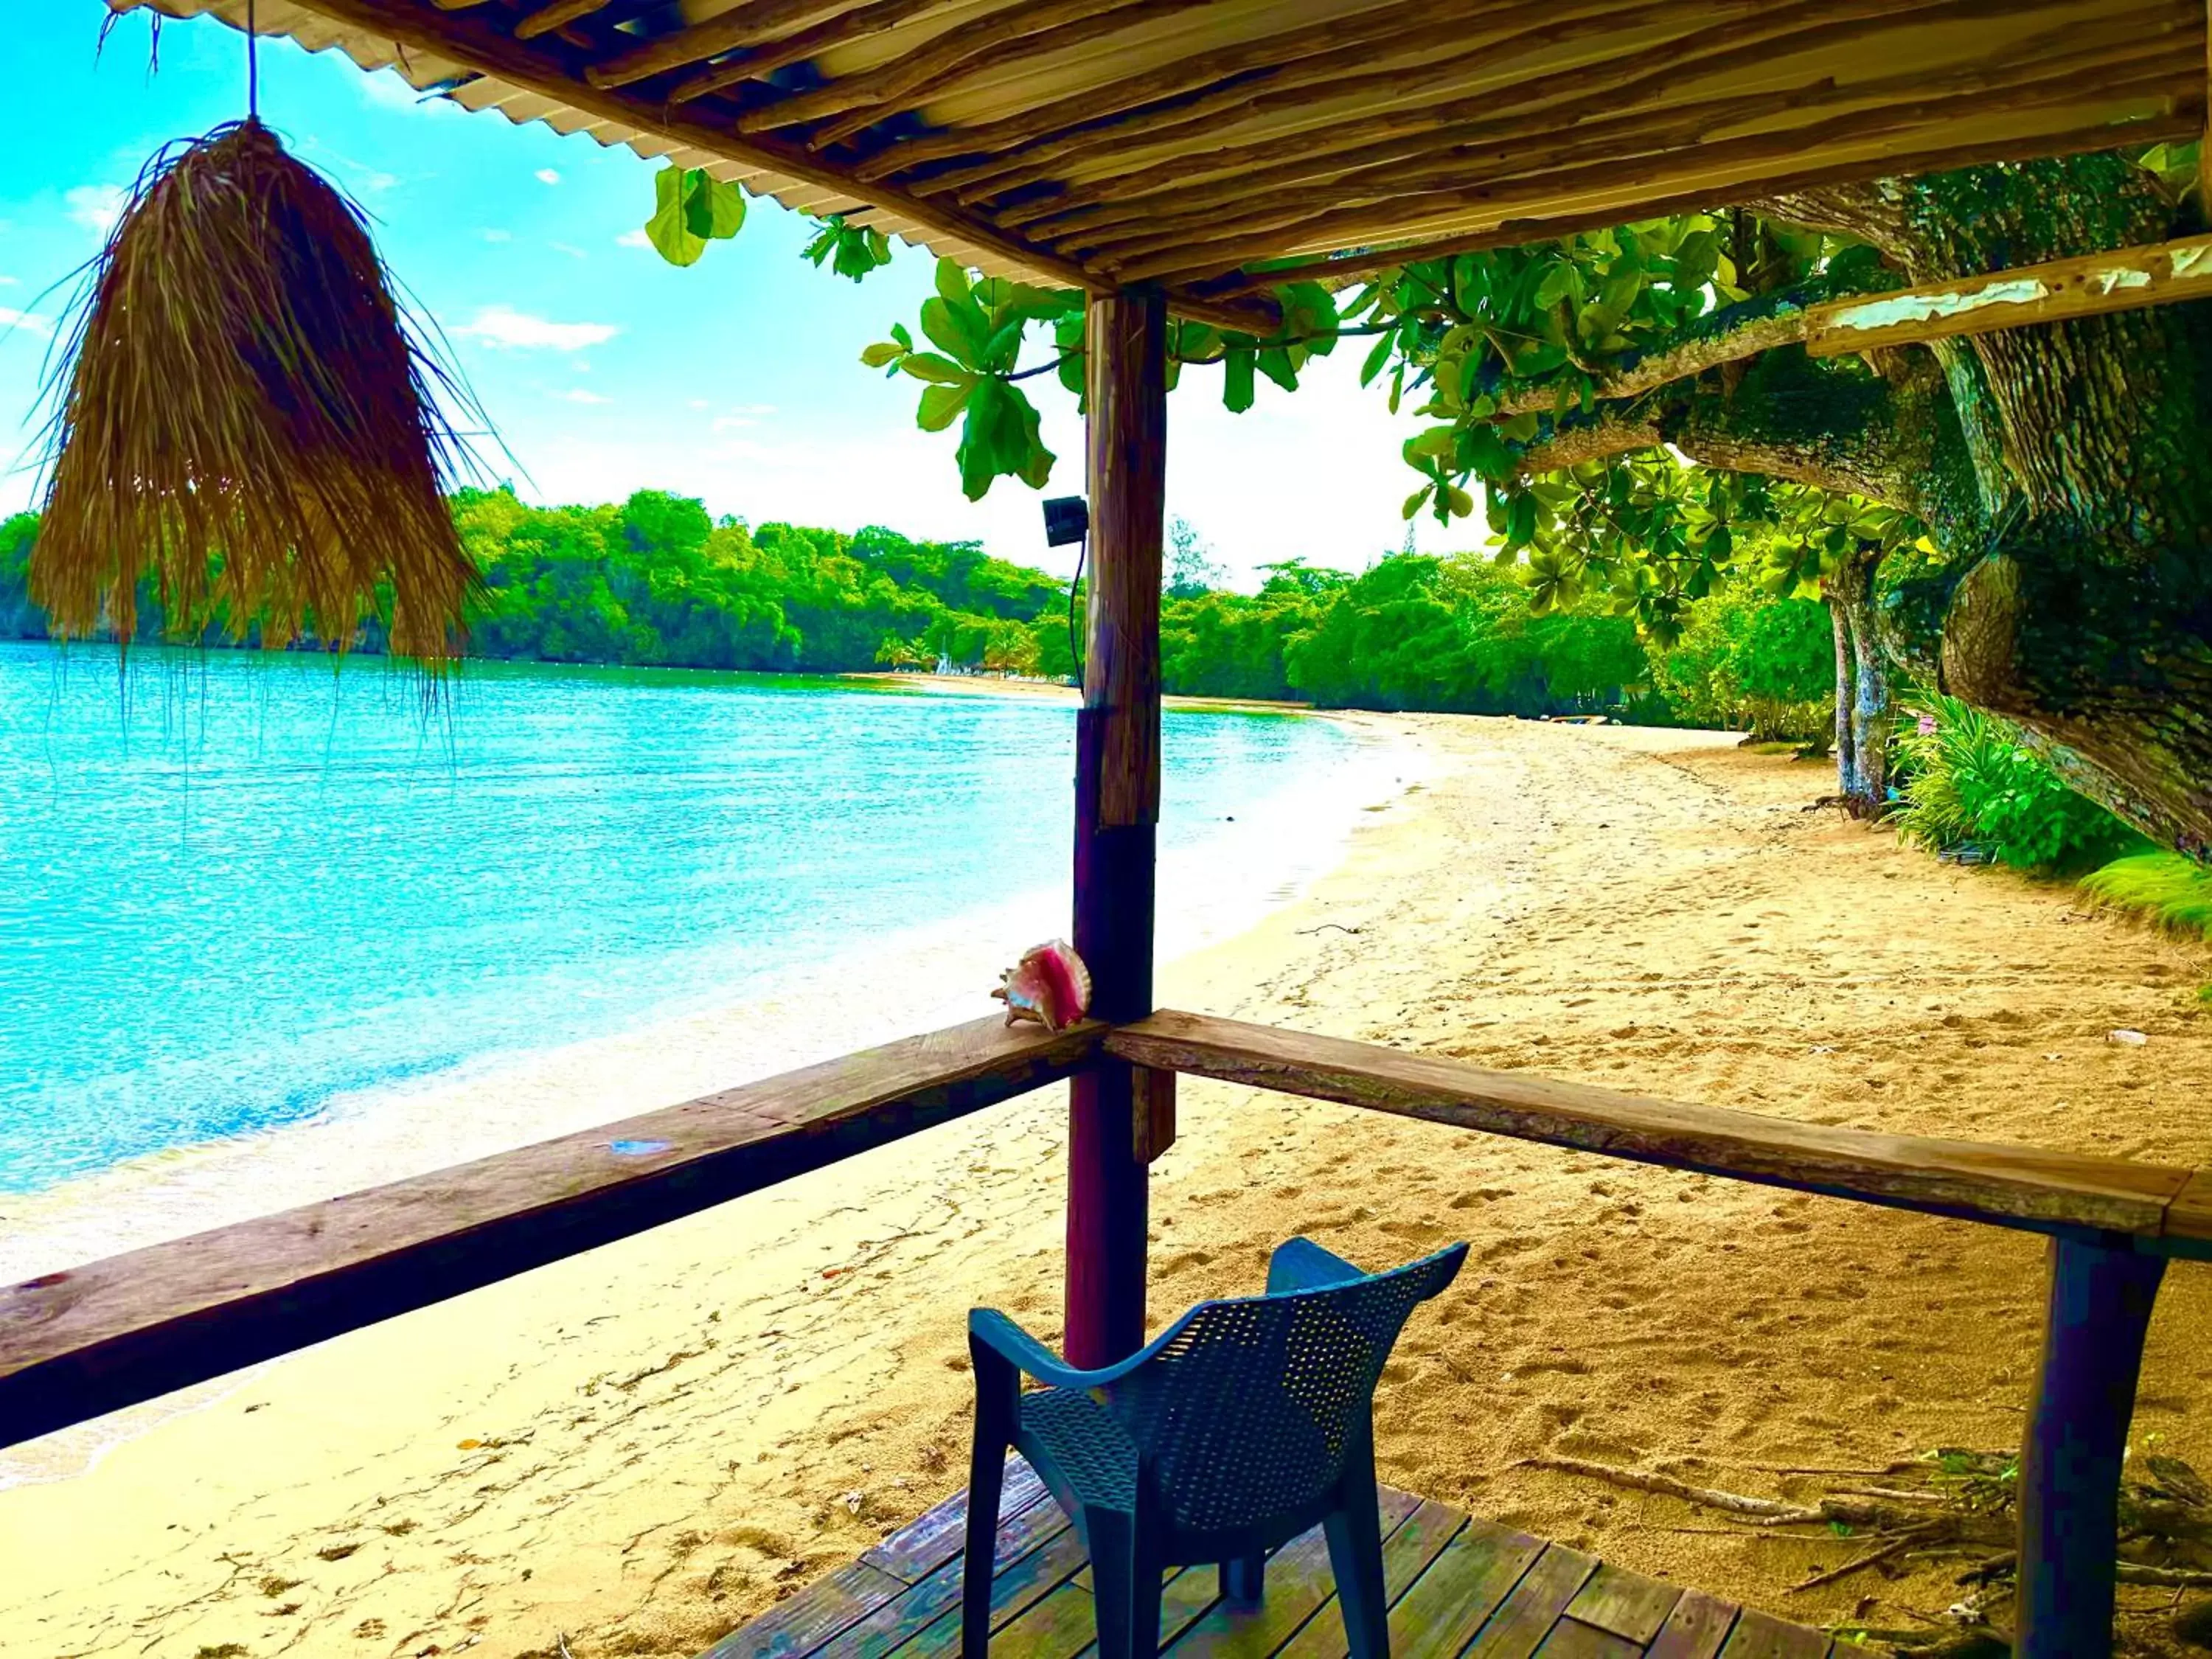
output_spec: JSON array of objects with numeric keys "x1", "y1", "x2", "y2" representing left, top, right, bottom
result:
[
  {"x1": 0, "y1": 275, "x2": 18, "y2": 286},
  {"x1": 552, "y1": 387, "x2": 610, "y2": 405},
  {"x1": 66, "y1": 184, "x2": 128, "y2": 234},
  {"x1": 549, "y1": 241, "x2": 588, "y2": 260},
  {"x1": 616, "y1": 228, "x2": 652, "y2": 248},
  {"x1": 451, "y1": 306, "x2": 619, "y2": 352},
  {"x1": 536, "y1": 169, "x2": 561, "y2": 185},
  {"x1": 0, "y1": 307, "x2": 52, "y2": 338},
  {"x1": 483, "y1": 229, "x2": 513, "y2": 243},
  {"x1": 687, "y1": 398, "x2": 709, "y2": 410}
]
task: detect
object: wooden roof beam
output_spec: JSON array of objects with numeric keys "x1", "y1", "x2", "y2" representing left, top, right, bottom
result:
[
  {"x1": 514, "y1": 0, "x2": 618, "y2": 40},
  {"x1": 847, "y1": 0, "x2": 1661, "y2": 185},
  {"x1": 998, "y1": 0, "x2": 2151, "y2": 237},
  {"x1": 1061, "y1": 41, "x2": 2179, "y2": 264},
  {"x1": 229, "y1": 0, "x2": 1124, "y2": 305},
  {"x1": 1186, "y1": 119, "x2": 2203, "y2": 300},
  {"x1": 664, "y1": 0, "x2": 953, "y2": 105},
  {"x1": 587, "y1": 0, "x2": 877, "y2": 88},
  {"x1": 740, "y1": 0, "x2": 1190, "y2": 145},
  {"x1": 1116, "y1": 81, "x2": 2190, "y2": 285}
]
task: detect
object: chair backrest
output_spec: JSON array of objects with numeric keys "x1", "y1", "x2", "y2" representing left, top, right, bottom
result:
[{"x1": 1097, "y1": 1244, "x2": 1465, "y2": 1536}]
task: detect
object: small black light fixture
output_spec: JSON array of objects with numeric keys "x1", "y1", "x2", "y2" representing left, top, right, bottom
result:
[{"x1": 1043, "y1": 495, "x2": 1089, "y2": 548}]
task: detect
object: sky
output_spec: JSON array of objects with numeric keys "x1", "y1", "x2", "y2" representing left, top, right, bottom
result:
[{"x1": 0, "y1": 2, "x2": 1436, "y2": 588}]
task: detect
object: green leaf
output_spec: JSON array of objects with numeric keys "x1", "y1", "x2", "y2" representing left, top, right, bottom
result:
[
  {"x1": 916, "y1": 380, "x2": 973, "y2": 432},
  {"x1": 1507, "y1": 492, "x2": 1537, "y2": 546},
  {"x1": 1224, "y1": 346, "x2": 1256, "y2": 414},
  {"x1": 1359, "y1": 330, "x2": 1396, "y2": 387},
  {"x1": 1405, "y1": 426, "x2": 1457, "y2": 461},
  {"x1": 981, "y1": 318, "x2": 1027, "y2": 372},
  {"x1": 1532, "y1": 261, "x2": 1580, "y2": 310},
  {"x1": 890, "y1": 322, "x2": 914, "y2": 350},
  {"x1": 860, "y1": 341, "x2": 905, "y2": 369},
  {"x1": 684, "y1": 171, "x2": 746, "y2": 241},
  {"x1": 1256, "y1": 344, "x2": 1300, "y2": 392},
  {"x1": 645, "y1": 165, "x2": 709, "y2": 267},
  {"x1": 900, "y1": 352, "x2": 970, "y2": 384},
  {"x1": 1402, "y1": 483, "x2": 1433, "y2": 521},
  {"x1": 1460, "y1": 424, "x2": 1510, "y2": 481},
  {"x1": 919, "y1": 296, "x2": 986, "y2": 367},
  {"x1": 1444, "y1": 485, "x2": 1475, "y2": 518},
  {"x1": 933, "y1": 257, "x2": 972, "y2": 305}
]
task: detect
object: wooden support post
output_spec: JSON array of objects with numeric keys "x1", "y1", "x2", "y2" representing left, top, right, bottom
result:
[
  {"x1": 1065, "y1": 288, "x2": 1167, "y2": 1368},
  {"x1": 2014, "y1": 1235, "x2": 2167, "y2": 1659}
]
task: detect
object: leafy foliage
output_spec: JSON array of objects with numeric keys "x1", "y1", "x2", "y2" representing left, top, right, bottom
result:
[
  {"x1": 801, "y1": 215, "x2": 894, "y2": 281},
  {"x1": 1646, "y1": 575, "x2": 1834, "y2": 740},
  {"x1": 1892, "y1": 695, "x2": 2146, "y2": 871},
  {"x1": 643, "y1": 166, "x2": 746, "y2": 268}
]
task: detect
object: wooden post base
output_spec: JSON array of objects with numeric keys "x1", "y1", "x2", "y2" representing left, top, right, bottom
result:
[{"x1": 2014, "y1": 1234, "x2": 2167, "y2": 1659}]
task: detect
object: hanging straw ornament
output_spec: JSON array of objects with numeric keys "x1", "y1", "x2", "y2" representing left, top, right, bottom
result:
[{"x1": 33, "y1": 10, "x2": 479, "y2": 664}]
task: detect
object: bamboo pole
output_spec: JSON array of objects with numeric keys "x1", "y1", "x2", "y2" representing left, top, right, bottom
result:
[
  {"x1": 588, "y1": 0, "x2": 880, "y2": 88},
  {"x1": 1065, "y1": 288, "x2": 1166, "y2": 1369}
]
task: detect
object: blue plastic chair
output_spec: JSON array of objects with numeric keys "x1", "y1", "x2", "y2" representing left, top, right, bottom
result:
[{"x1": 961, "y1": 1237, "x2": 1467, "y2": 1658}]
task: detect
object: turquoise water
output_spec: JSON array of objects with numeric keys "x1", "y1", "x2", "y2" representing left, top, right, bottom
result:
[{"x1": 0, "y1": 644, "x2": 1349, "y2": 1194}]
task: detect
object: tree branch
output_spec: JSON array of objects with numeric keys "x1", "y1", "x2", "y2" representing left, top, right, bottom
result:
[{"x1": 1489, "y1": 268, "x2": 1901, "y2": 418}]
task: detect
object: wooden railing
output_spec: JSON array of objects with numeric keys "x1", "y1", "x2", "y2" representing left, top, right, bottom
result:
[
  {"x1": 0, "y1": 1016, "x2": 1102, "y2": 1446},
  {"x1": 5, "y1": 1010, "x2": 2205, "y2": 1657}
]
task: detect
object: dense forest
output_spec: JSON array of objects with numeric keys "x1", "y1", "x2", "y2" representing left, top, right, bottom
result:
[{"x1": 0, "y1": 488, "x2": 1830, "y2": 731}]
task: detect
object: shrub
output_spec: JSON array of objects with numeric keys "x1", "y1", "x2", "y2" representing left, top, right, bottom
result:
[{"x1": 1892, "y1": 695, "x2": 2145, "y2": 871}]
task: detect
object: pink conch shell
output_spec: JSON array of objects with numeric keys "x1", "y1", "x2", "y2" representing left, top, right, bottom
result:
[{"x1": 991, "y1": 940, "x2": 1093, "y2": 1031}]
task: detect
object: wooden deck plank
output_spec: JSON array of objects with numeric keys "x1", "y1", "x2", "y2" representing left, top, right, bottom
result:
[
  {"x1": 1107, "y1": 1011, "x2": 2199, "y2": 1239},
  {"x1": 1165, "y1": 1489, "x2": 1423, "y2": 1656},
  {"x1": 860, "y1": 1455, "x2": 1047, "y2": 1584},
  {"x1": 1532, "y1": 1619, "x2": 1647, "y2": 1659},
  {"x1": 1464, "y1": 1543, "x2": 1600, "y2": 1659},
  {"x1": 1274, "y1": 1498, "x2": 1467, "y2": 1659},
  {"x1": 1, "y1": 1016, "x2": 1103, "y2": 1448},
  {"x1": 1566, "y1": 1562, "x2": 1683, "y2": 1645},
  {"x1": 1718, "y1": 1609, "x2": 1829, "y2": 1659},
  {"x1": 1388, "y1": 1518, "x2": 1548, "y2": 1658},
  {"x1": 1646, "y1": 1590, "x2": 1742, "y2": 1659},
  {"x1": 975, "y1": 1579, "x2": 1102, "y2": 1659},
  {"x1": 820, "y1": 1489, "x2": 1074, "y2": 1657},
  {"x1": 890, "y1": 1523, "x2": 1091, "y2": 1657},
  {"x1": 700, "y1": 1559, "x2": 909, "y2": 1658},
  {"x1": 698, "y1": 1485, "x2": 1831, "y2": 1659}
]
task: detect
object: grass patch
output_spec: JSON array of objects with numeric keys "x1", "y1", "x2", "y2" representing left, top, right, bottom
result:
[{"x1": 2081, "y1": 852, "x2": 2212, "y2": 939}]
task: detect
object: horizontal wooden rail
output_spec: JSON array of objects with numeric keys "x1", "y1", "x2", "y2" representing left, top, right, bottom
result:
[
  {"x1": 1107, "y1": 1011, "x2": 2212, "y2": 1251},
  {"x1": 0, "y1": 1017, "x2": 1102, "y2": 1450}
]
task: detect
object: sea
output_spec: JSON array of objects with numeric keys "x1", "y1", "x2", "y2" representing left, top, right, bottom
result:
[{"x1": 0, "y1": 642, "x2": 1388, "y2": 1197}]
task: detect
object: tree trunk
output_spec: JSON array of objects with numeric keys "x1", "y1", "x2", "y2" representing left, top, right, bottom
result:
[{"x1": 1826, "y1": 543, "x2": 1892, "y2": 818}]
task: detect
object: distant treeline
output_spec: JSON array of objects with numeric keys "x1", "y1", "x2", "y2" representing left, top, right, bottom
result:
[{"x1": 0, "y1": 489, "x2": 1831, "y2": 727}]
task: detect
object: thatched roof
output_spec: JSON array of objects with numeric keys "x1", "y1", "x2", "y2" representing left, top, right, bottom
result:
[{"x1": 122, "y1": 0, "x2": 2203, "y2": 330}]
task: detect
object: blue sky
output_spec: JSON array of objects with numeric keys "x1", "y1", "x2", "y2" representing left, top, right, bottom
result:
[{"x1": 0, "y1": 2, "x2": 1431, "y2": 586}]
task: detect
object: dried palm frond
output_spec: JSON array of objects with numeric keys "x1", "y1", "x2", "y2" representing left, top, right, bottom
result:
[{"x1": 33, "y1": 117, "x2": 480, "y2": 664}]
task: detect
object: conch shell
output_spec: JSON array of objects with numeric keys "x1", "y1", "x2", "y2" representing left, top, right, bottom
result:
[{"x1": 992, "y1": 940, "x2": 1093, "y2": 1031}]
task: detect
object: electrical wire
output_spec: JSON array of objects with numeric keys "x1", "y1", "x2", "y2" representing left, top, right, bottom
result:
[{"x1": 1066, "y1": 533, "x2": 1087, "y2": 684}]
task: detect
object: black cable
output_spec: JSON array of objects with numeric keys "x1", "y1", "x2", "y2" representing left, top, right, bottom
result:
[
  {"x1": 246, "y1": 0, "x2": 259, "y2": 119},
  {"x1": 1066, "y1": 533, "x2": 1086, "y2": 684}
]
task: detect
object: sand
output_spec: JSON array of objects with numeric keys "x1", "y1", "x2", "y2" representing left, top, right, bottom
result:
[{"x1": 4, "y1": 714, "x2": 2211, "y2": 1658}]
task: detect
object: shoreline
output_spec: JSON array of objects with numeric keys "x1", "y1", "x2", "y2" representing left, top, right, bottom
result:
[{"x1": 0, "y1": 710, "x2": 1422, "y2": 1290}]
